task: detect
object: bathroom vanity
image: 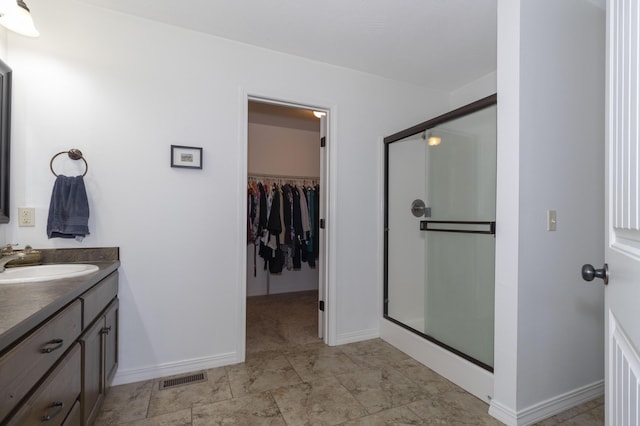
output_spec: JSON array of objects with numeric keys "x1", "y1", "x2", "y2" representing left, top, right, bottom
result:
[{"x1": 0, "y1": 251, "x2": 119, "y2": 425}]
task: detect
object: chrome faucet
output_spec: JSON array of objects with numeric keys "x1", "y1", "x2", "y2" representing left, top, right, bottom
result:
[{"x1": 0, "y1": 252, "x2": 25, "y2": 272}]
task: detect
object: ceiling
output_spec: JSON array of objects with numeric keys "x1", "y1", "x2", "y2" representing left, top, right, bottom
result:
[
  {"x1": 249, "y1": 101, "x2": 320, "y2": 132},
  {"x1": 74, "y1": 0, "x2": 498, "y2": 91}
]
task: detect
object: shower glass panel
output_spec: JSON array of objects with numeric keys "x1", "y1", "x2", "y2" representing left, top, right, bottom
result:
[{"x1": 384, "y1": 96, "x2": 496, "y2": 371}]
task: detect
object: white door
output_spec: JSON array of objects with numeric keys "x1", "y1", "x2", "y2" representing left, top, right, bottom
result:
[
  {"x1": 319, "y1": 114, "x2": 327, "y2": 340},
  {"x1": 602, "y1": 0, "x2": 640, "y2": 423}
]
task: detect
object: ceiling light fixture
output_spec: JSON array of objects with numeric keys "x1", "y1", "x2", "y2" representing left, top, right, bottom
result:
[
  {"x1": 313, "y1": 111, "x2": 326, "y2": 119},
  {"x1": 0, "y1": 0, "x2": 39, "y2": 38},
  {"x1": 428, "y1": 135, "x2": 441, "y2": 146},
  {"x1": 422, "y1": 131, "x2": 441, "y2": 147}
]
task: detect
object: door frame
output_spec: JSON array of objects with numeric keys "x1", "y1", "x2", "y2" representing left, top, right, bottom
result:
[{"x1": 237, "y1": 88, "x2": 337, "y2": 362}]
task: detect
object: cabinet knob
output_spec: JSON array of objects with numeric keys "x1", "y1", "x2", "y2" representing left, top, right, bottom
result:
[{"x1": 101, "y1": 326, "x2": 112, "y2": 335}]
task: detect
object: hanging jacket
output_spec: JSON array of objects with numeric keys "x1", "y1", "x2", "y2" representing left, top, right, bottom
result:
[
  {"x1": 282, "y1": 185, "x2": 293, "y2": 245},
  {"x1": 298, "y1": 186, "x2": 311, "y2": 235},
  {"x1": 266, "y1": 184, "x2": 282, "y2": 242}
]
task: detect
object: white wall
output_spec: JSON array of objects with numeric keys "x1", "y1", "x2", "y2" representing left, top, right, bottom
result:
[
  {"x1": 491, "y1": 0, "x2": 605, "y2": 424},
  {"x1": 248, "y1": 122, "x2": 320, "y2": 178},
  {"x1": 449, "y1": 71, "x2": 497, "y2": 110},
  {"x1": 4, "y1": 0, "x2": 448, "y2": 383}
]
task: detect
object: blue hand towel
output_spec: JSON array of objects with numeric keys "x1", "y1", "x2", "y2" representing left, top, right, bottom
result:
[{"x1": 47, "y1": 175, "x2": 90, "y2": 241}]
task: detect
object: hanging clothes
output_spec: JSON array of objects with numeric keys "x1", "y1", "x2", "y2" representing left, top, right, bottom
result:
[
  {"x1": 307, "y1": 186, "x2": 316, "y2": 268},
  {"x1": 313, "y1": 185, "x2": 320, "y2": 260},
  {"x1": 247, "y1": 176, "x2": 320, "y2": 275}
]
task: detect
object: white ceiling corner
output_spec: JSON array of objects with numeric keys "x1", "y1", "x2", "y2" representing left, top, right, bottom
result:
[{"x1": 74, "y1": 0, "x2": 498, "y2": 91}]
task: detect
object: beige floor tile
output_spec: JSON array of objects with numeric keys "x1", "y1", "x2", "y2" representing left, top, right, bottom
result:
[
  {"x1": 147, "y1": 367, "x2": 232, "y2": 417},
  {"x1": 226, "y1": 351, "x2": 302, "y2": 397},
  {"x1": 340, "y1": 339, "x2": 411, "y2": 369},
  {"x1": 192, "y1": 392, "x2": 286, "y2": 425},
  {"x1": 285, "y1": 343, "x2": 361, "y2": 382},
  {"x1": 341, "y1": 405, "x2": 425, "y2": 425},
  {"x1": 392, "y1": 358, "x2": 459, "y2": 396},
  {"x1": 270, "y1": 376, "x2": 368, "y2": 425},
  {"x1": 95, "y1": 293, "x2": 603, "y2": 426},
  {"x1": 407, "y1": 390, "x2": 501, "y2": 425},
  {"x1": 121, "y1": 409, "x2": 191, "y2": 426},
  {"x1": 337, "y1": 367, "x2": 430, "y2": 414},
  {"x1": 94, "y1": 380, "x2": 154, "y2": 425},
  {"x1": 560, "y1": 405, "x2": 604, "y2": 425},
  {"x1": 246, "y1": 291, "x2": 320, "y2": 354}
]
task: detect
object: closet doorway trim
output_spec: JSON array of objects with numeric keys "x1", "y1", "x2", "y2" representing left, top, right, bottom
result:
[{"x1": 237, "y1": 88, "x2": 337, "y2": 362}]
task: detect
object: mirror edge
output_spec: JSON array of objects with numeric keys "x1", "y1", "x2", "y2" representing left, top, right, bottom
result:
[{"x1": 0, "y1": 57, "x2": 11, "y2": 224}]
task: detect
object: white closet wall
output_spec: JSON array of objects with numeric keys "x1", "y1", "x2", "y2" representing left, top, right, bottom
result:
[{"x1": 247, "y1": 106, "x2": 321, "y2": 296}]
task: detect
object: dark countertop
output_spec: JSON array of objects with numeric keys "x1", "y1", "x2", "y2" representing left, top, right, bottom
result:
[{"x1": 0, "y1": 260, "x2": 120, "y2": 355}]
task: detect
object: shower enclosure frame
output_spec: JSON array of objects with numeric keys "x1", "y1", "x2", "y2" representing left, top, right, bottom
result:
[{"x1": 383, "y1": 93, "x2": 497, "y2": 372}]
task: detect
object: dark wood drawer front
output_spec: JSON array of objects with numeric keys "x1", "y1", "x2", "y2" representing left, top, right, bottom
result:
[
  {"x1": 6, "y1": 343, "x2": 81, "y2": 426},
  {"x1": 81, "y1": 271, "x2": 118, "y2": 328},
  {"x1": 0, "y1": 301, "x2": 82, "y2": 422},
  {"x1": 61, "y1": 399, "x2": 81, "y2": 426}
]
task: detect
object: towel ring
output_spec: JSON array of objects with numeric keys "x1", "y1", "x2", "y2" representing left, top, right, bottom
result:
[{"x1": 50, "y1": 149, "x2": 88, "y2": 177}]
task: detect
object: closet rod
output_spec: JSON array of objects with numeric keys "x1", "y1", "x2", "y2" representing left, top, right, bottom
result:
[{"x1": 248, "y1": 173, "x2": 319, "y2": 180}]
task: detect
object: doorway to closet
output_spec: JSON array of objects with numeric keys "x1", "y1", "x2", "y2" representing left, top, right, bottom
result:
[{"x1": 245, "y1": 99, "x2": 327, "y2": 355}]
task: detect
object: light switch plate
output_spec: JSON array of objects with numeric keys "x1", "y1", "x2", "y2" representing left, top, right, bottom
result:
[{"x1": 18, "y1": 207, "x2": 35, "y2": 227}]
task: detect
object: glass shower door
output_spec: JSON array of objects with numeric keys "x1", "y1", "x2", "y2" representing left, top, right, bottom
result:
[{"x1": 384, "y1": 101, "x2": 496, "y2": 370}]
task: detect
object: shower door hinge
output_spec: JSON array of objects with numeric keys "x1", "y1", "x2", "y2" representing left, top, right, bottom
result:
[
  {"x1": 320, "y1": 219, "x2": 325, "y2": 229},
  {"x1": 319, "y1": 300, "x2": 325, "y2": 311},
  {"x1": 320, "y1": 137, "x2": 326, "y2": 148}
]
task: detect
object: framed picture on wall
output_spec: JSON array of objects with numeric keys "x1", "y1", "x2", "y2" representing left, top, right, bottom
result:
[{"x1": 171, "y1": 145, "x2": 203, "y2": 169}]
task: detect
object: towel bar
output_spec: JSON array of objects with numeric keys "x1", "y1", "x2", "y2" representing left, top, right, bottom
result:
[{"x1": 50, "y1": 149, "x2": 88, "y2": 177}]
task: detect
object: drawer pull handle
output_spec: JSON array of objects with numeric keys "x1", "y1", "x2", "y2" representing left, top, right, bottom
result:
[
  {"x1": 41, "y1": 401, "x2": 64, "y2": 422},
  {"x1": 40, "y1": 339, "x2": 64, "y2": 353},
  {"x1": 101, "y1": 326, "x2": 112, "y2": 335}
]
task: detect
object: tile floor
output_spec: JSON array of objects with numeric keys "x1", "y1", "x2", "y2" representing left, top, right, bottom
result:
[{"x1": 95, "y1": 291, "x2": 603, "y2": 425}]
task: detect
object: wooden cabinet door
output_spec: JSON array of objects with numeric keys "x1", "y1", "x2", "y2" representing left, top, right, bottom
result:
[
  {"x1": 104, "y1": 299, "x2": 119, "y2": 387},
  {"x1": 80, "y1": 317, "x2": 104, "y2": 426}
]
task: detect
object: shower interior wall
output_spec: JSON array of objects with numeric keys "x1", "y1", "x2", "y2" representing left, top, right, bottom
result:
[{"x1": 247, "y1": 103, "x2": 321, "y2": 296}]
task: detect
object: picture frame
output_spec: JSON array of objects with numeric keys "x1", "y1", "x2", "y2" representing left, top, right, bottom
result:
[{"x1": 171, "y1": 145, "x2": 203, "y2": 169}]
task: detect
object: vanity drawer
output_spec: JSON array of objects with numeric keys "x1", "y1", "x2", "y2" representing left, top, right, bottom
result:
[
  {"x1": 6, "y1": 344, "x2": 81, "y2": 426},
  {"x1": 61, "y1": 399, "x2": 81, "y2": 426},
  {"x1": 0, "y1": 300, "x2": 82, "y2": 422},
  {"x1": 81, "y1": 271, "x2": 118, "y2": 327}
]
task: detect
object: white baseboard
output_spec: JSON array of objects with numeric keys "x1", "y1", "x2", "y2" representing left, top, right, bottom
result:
[
  {"x1": 489, "y1": 380, "x2": 604, "y2": 426},
  {"x1": 488, "y1": 399, "x2": 517, "y2": 425},
  {"x1": 334, "y1": 328, "x2": 380, "y2": 345},
  {"x1": 111, "y1": 351, "x2": 238, "y2": 386}
]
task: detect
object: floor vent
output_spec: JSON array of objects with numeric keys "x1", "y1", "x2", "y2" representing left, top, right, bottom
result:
[{"x1": 159, "y1": 372, "x2": 207, "y2": 390}]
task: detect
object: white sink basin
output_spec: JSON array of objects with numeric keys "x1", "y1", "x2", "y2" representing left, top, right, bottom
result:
[{"x1": 0, "y1": 264, "x2": 99, "y2": 284}]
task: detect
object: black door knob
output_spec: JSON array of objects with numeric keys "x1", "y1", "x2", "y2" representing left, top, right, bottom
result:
[{"x1": 581, "y1": 263, "x2": 609, "y2": 285}]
